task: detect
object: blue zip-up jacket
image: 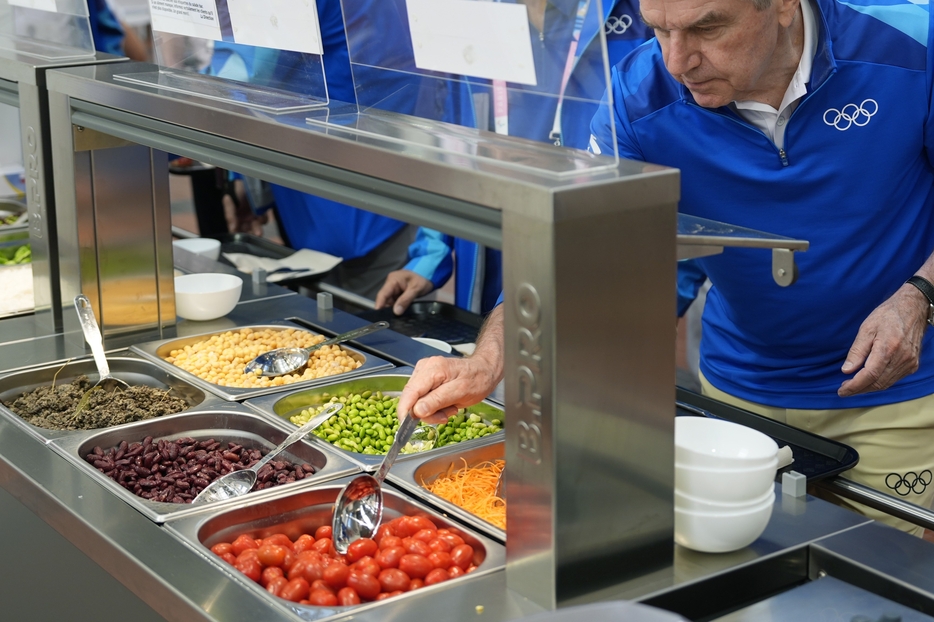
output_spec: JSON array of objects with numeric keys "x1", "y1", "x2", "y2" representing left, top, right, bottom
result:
[
  {"x1": 592, "y1": 0, "x2": 934, "y2": 409},
  {"x1": 89, "y1": 0, "x2": 124, "y2": 56},
  {"x1": 405, "y1": 0, "x2": 653, "y2": 313}
]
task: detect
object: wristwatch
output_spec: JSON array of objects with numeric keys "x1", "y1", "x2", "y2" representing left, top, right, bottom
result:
[{"x1": 906, "y1": 275, "x2": 934, "y2": 326}]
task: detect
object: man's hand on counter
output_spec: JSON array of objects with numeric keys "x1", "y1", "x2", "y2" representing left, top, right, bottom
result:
[
  {"x1": 838, "y1": 282, "x2": 928, "y2": 397},
  {"x1": 375, "y1": 270, "x2": 435, "y2": 316},
  {"x1": 399, "y1": 306, "x2": 505, "y2": 423}
]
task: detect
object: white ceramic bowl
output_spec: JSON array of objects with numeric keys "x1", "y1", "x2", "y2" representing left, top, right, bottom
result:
[
  {"x1": 675, "y1": 486, "x2": 774, "y2": 513},
  {"x1": 173, "y1": 237, "x2": 221, "y2": 261},
  {"x1": 412, "y1": 337, "x2": 453, "y2": 353},
  {"x1": 174, "y1": 273, "x2": 241, "y2": 321},
  {"x1": 675, "y1": 494, "x2": 774, "y2": 553},
  {"x1": 675, "y1": 417, "x2": 778, "y2": 469},
  {"x1": 675, "y1": 457, "x2": 778, "y2": 504}
]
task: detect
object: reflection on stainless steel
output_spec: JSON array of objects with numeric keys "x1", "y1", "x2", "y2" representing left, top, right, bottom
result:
[
  {"x1": 817, "y1": 476, "x2": 934, "y2": 532},
  {"x1": 51, "y1": 408, "x2": 360, "y2": 523},
  {"x1": 0, "y1": 354, "x2": 212, "y2": 443},
  {"x1": 130, "y1": 323, "x2": 394, "y2": 402}
]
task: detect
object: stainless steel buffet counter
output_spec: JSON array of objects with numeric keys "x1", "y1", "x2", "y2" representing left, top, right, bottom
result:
[{"x1": 5, "y1": 292, "x2": 934, "y2": 621}]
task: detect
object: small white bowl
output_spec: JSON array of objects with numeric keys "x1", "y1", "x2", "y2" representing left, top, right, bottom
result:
[
  {"x1": 173, "y1": 237, "x2": 221, "y2": 261},
  {"x1": 412, "y1": 337, "x2": 453, "y2": 353},
  {"x1": 675, "y1": 495, "x2": 774, "y2": 553},
  {"x1": 675, "y1": 417, "x2": 778, "y2": 469},
  {"x1": 674, "y1": 486, "x2": 774, "y2": 513},
  {"x1": 174, "y1": 273, "x2": 241, "y2": 321},
  {"x1": 675, "y1": 458, "x2": 778, "y2": 504}
]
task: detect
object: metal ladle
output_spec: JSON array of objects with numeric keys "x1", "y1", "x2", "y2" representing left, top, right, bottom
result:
[
  {"x1": 191, "y1": 402, "x2": 343, "y2": 505},
  {"x1": 73, "y1": 295, "x2": 130, "y2": 416},
  {"x1": 243, "y1": 321, "x2": 390, "y2": 377},
  {"x1": 332, "y1": 413, "x2": 419, "y2": 553}
]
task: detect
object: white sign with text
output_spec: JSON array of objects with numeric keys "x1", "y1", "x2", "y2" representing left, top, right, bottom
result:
[
  {"x1": 227, "y1": 0, "x2": 323, "y2": 55},
  {"x1": 149, "y1": 0, "x2": 222, "y2": 41}
]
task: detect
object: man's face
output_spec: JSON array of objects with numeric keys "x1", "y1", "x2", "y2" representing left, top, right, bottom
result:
[{"x1": 640, "y1": 0, "x2": 794, "y2": 108}]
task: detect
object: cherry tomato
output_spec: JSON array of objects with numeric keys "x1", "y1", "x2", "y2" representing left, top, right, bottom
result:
[
  {"x1": 378, "y1": 568, "x2": 411, "y2": 593},
  {"x1": 261, "y1": 566, "x2": 285, "y2": 587},
  {"x1": 347, "y1": 570, "x2": 381, "y2": 601},
  {"x1": 299, "y1": 556, "x2": 327, "y2": 583},
  {"x1": 231, "y1": 534, "x2": 259, "y2": 556},
  {"x1": 375, "y1": 546, "x2": 405, "y2": 570},
  {"x1": 379, "y1": 536, "x2": 403, "y2": 550},
  {"x1": 314, "y1": 525, "x2": 333, "y2": 541},
  {"x1": 409, "y1": 578, "x2": 425, "y2": 590},
  {"x1": 427, "y1": 551, "x2": 452, "y2": 570},
  {"x1": 322, "y1": 563, "x2": 350, "y2": 590},
  {"x1": 279, "y1": 578, "x2": 310, "y2": 602},
  {"x1": 281, "y1": 550, "x2": 296, "y2": 572},
  {"x1": 398, "y1": 554, "x2": 433, "y2": 579},
  {"x1": 450, "y1": 544, "x2": 475, "y2": 570},
  {"x1": 262, "y1": 534, "x2": 294, "y2": 550},
  {"x1": 309, "y1": 588, "x2": 339, "y2": 606},
  {"x1": 377, "y1": 590, "x2": 404, "y2": 600},
  {"x1": 235, "y1": 558, "x2": 263, "y2": 583},
  {"x1": 388, "y1": 516, "x2": 416, "y2": 538},
  {"x1": 255, "y1": 538, "x2": 264, "y2": 547},
  {"x1": 220, "y1": 552, "x2": 237, "y2": 565},
  {"x1": 312, "y1": 537, "x2": 333, "y2": 555},
  {"x1": 293, "y1": 534, "x2": 316, "y2": 554},
  {"x1": 434, "y1": 531, "x2": 465, "y2": 549},
  {"x1": 337, "y1": 587, "x2": 361, "y2": 606},
  {"x1": 466, "y1": 564, "x2": 478, "y2": 574},
  {"x1": 409, "y1": 516, "x2": 438, "y2": 533},
  {"x1": 351, "y1": 556, "x2": 381, "y2": 578},
  {"x1": 428, "y1": 538, "x2": 452, "y2": 553},
  {"x1": 374, "y1": 524, "x2": 395, "y2": 546},
  {"x1": 424, "y1": 568, "x2": 450, "y2": 586},
  {"x1": 311, "y1": 579, "x2": 334, "y2": 593},
  {"x1": 266, "y1": 576, "x2": 288, "y2": 596},
  {"x1": 211, "y1": 542, "x2": 233, "y2": 556},
  {"x1": 412, "y1": 528, "x2": 436, "y2": 543},
  {"x1": 401, "y1": 537, "x2": 432, "y2": 557},
  {"x1": 448, "y1": 565, "x2": 465, "y2": 578},
  {"x1": 287, "y1": 559, "x2": 309, "y2": 581},
  {"x1": 236, "y1": 548, "x2": 260, "y2": 565},
  {"x1": 257, "y1": 544, "x2": 288, "y2": 567},
  {"x1": 346, "y1": 538, "x2": 379, "y2": 563}
]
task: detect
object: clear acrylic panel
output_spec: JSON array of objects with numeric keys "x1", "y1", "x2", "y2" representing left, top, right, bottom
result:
[
  {"x1": 335, "y1": 0, "x2": 619, "y2": 175},
  {"x1": 114, "y1": 0, "x2": 329, "y2": 113},
  {"x1": 0, "y1": 0, "x2": 96, "y2": 60}
]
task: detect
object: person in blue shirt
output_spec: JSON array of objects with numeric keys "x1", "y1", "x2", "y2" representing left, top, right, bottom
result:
[
  {"x1": 87, "y1": 0, "x2": 124, "y2": 56},
  {"x1": 375, "y1": 0, "x2": 653, "y2": 316}
]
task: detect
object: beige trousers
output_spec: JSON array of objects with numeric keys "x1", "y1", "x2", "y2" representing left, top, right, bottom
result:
[{"x1": 700, "y1": 372, "x2": 934, "y2": 537}]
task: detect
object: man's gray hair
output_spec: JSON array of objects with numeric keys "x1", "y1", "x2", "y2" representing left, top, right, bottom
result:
[{"x1": 751, "y1": 0, "x2": 775, "y2": 10}]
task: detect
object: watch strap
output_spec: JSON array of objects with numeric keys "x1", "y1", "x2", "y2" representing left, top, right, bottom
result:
[{"x1": 906, "y1": 276, "x2": 934, "y2": 326}]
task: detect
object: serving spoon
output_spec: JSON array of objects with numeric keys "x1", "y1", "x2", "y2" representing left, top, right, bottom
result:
[
  {"x1": 73, "y1": 295, "x2": 130, "y2": 416},
  {"x1": 191, "y1": 402, "x2": 343, "y2": 505},
  {"x1": 332, "y1": 413, "x2": 419, "y2": 553},
  {"x1": 243, "y1": 321, "x2": 389, "y2": 377}
]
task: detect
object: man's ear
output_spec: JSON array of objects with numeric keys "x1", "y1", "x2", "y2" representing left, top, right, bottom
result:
[{"x1": 777, "y1": 0, "x2": 800, "y2": 29}]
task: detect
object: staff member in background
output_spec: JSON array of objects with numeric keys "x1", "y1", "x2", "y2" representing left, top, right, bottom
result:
[
  {"x1": 403, "y1": 0, "x2": 934, "y2": 536},
  {"x1": 375, "y1": 0, "x2": 653, "y2": 316}
]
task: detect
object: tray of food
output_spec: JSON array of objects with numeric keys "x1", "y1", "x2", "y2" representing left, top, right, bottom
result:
[
  {"x1": 0, "y1": 199, "x2": 26, "y2": 231},
  {"x1": 387, "y1": 438, "x2": 505, "y2": 542},
  {"x1": 357, "y1": 301, "x2": 483, "y2": 345},
  {"x1": 676, "y1": 388, "x2": 860, "y2": 482},
  {"x1": 164, "y1": 477, "x2": 504, "y2": 620},
  {"x1": 129, "y1": 322, "x2": 395, "y2": 402},
  {"x1": 244, "y1": 369, "x2": 504, "y2": 469},
  {"x1": 0, "y1": 354, "x2": 216, "y2": 443},
  {"x1": 51, "y1": 409, "x2": 361, "y2": 523}
]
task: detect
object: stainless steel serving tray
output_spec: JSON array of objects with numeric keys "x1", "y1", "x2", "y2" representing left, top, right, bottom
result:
[
  {"x1": 50, "y1": 408, "x2": 361, "y2": 523},
  {"x1": 165, "y1": 477, "x2": 505, "y2": 622},
  {"x1": 0, "y1": 354, "x2": 219, "y2": 444},
  {"x1": 130, "y1": 322, "x2": 394, "y2": 402},
  {"x1": 245, "y1": 368, "x2": 505, "y2": 469},
  {"x1": 387, "y1": 438, "x2": 505, "y2": 542}
]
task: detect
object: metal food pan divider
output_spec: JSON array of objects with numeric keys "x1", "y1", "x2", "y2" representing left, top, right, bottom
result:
[
  {"x1": 676, "y1": 387, "x2": 860, "y2": 481},
  {"x1": 164, "y1": 477, "x2": 505, "y2": 622},
  {"x1": 245, "y1": 368, "x2": 505, "y2": 470},
  {"x1": 49, "y1": 409, "x2": 361, "y2": 523},
  {"x1": 130, "y1": 322, "x2": 395, "y2": 402},
  {"x1": 0, "y1": 353, "x2": 222, "y2": 444},
  {"x1": 386, "y1": 436, "x2": 505, "y2": 542}
]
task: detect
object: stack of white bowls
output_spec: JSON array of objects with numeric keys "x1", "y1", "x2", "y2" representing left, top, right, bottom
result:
[{"x1": 674, "y1": 417, "x2": 779, "y2": 553}]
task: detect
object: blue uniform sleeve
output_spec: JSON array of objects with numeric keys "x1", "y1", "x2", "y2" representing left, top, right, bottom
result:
[
  {"x1": 677, "y1": 260, "x2": 707, "y2": 317},
  {"x1": 89, "y1": 0, "x2": 125, "y2": 56},
  {"x1": 404, "y1": 228, "x2": 455, "y2": 289},
  {"x1": 495, "y1": 291, "x2": 504, "y2": 307}
]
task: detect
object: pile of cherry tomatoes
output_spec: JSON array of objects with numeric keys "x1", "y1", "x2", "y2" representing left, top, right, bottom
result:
[{"x1": 209, "y1": 514, "x2": 480, "y2": 606}]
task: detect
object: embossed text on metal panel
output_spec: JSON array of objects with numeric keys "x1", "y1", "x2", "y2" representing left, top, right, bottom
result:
[{"x1": 516, "y1": 282, "x2": 543, "y2": 465}]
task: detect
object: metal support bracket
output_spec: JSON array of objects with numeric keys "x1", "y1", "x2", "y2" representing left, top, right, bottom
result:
[{"x1": 772, "y1": 248, "x2": 799, "y2": 287}]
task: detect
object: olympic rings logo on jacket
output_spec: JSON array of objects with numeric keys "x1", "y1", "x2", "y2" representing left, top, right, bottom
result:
[{"x1": 823, "y1": 99, "x2": 878, "y2": 131}]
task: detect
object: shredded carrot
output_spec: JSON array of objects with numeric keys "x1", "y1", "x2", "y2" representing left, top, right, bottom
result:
[{"x1": 422, "y1": 459, "x2": 506, "y2": 529}]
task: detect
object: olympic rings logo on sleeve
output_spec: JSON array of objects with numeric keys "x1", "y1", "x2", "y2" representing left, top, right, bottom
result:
[
  {"x1": 823, "y1": 99, "x2": 878, "y2": 131},
  {"x1": 605, "y1": 14, "x2": 633, "y2": 35},
  {"x1": 885, "y1": 470, "x2": 932, "y2": 496}
]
